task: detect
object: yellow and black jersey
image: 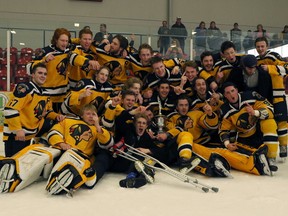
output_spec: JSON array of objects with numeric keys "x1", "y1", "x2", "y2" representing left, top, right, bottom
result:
[
  {"x1": 166, "y1": 110, "x2": 219, "y2": 145},
  {"x1": 95, "y1": 46, "x2": 130, "y2": 87},
  {"x1": 190, "y1": 92, "x2": 223, "y2": 113},
  {"x1": 256, "y1": 50, "x2": 288, "y2": 122},
  {"x1": 68, "y1": 45, "x2": 98, "y2": 88},
  {"x1": 3, "y1": 81, "x2": 58, "y2": 141},
  {"x1": 182, "y1": 81, "x2": 195, "y2": 97},
  {"x1": 146, "y1": 94, "x2": 176, "y2": 116},
  {"x1": 47, "y1": 117, "x2": 111, "y2": 156},
  {"x1": 257, "y1": 50, "x2": 288, "y2": 67},
  {"x1": 198, "y1": 67, "x2": 217, "y2": 86},
  {"x1": 27, "y1": 45, "x2": 71, "y2": 103},
  {"x1": 61, "y1": 78, "x2": 114, "y2": 117},
  {"x1": 216, "y1": 55, "x2": 243, "y2": 85},
  {"x1": 126, "y1": 54, "x2": 153, "y2": 80},
  {"x1": 101, "y1": 103, "x2": 125, "y2": 129},
  {"x1": 163, "y1": 58, "x2": 186, "y2": 69},
  {"x1": 219, "y1": 91, "x2": 274, "y2": 142},
  {"x1": 143, "y1": 68, "x2": 182, "y2": 90}
]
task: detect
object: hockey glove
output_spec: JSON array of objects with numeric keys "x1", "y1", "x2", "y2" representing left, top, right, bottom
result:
[{"x1": 111, "y1": 138, "x2": 127, "y2": 157}]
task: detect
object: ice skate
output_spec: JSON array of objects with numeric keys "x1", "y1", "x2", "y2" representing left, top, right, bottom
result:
[
  {"x1": 214, "y1": 159, "x2": 233, "y2": 178},
  {"x1": 179, "y1": 157, "x2": 201, "y2": 175}
]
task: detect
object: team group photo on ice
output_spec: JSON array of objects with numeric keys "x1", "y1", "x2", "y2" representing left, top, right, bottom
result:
[{"x1": 0, "y1": 17, "x2": 287, "y2": 197}]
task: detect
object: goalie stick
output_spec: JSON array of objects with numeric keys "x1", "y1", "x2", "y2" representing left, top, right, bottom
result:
[{"x1": 115, "y1": 144, "x2": 219, "y2": 193}]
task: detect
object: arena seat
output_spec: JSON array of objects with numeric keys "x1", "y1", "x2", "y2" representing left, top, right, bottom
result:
[
  {"x1": 4, "y1": 47, "x2": 18, "y2": 65},
  {"x1": 20, "y1": 47, "x2": 34, "y2": 61},
  {"x1": 0, "y1": 47, "x2": 3, "y2": 59},
  {"x1": 17, "y1": 57, "x2": 30, "y2": 70},
  {"x1": 15, "y1": 68, "x2": 30, "y2": 84},
  {"x1": 0, "y1": 68, "x2": 7, "y2": 91}
]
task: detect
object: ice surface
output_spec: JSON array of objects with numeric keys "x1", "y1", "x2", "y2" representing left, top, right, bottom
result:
[{"x1": 0, "y1": 133, "x2": 287, "y2": 216}]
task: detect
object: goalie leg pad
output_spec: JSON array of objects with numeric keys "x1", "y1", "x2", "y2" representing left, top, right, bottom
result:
[
  {"x1": 46, "y1": 165, "x2": 75, "y2": 195},
  {"x1": 46, "y1": 149, "x2": 95, "y2": 195},
  {"x1": 0, "y1": 145, "x2": 61, "y2": 193},
  {"x1": 0, "y1": 160, "x2": 16, "y2": 193}
]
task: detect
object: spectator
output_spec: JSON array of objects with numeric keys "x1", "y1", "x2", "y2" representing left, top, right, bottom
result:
[
  {"x1": 230, "y1": 22, "x2": 242, "y2": 51},
  {"x1": 254, "y1": 24, "x2": 269, "y2": 39},
  {"x1": 157, "y1": 20, "x2": 170, "y2": 55},
  {"x1": 281, "y1": 25, "x2": 288, "y2": 44},
  {"x1": 242, "y1": 30, "x2": 254, "y2": 53},
  {"x1": 194, "y1": 21, "x2": 207, "y2": 59},
  {"x1": 170, "y1": 17, "x2": 188, "y2": 53},
  {"x1": 94, "y1": 23, "x2": 113, "y2": 45},
  {"x1": 270, "y1": 33, "x2": 282, "y2": 47},
  {"x1": 207, "y1": 21, "x2": 222, "y2": 53},
  {"x1": 165, "y1": 39, "x2": 184, "y2": 59}
]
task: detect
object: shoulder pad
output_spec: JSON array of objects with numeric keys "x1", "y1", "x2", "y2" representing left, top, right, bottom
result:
[
  {"x1": 74, "y1": 79, "x2": 93, "y2": 91},
  {"x1": 13, "y1": 82, "x2": 32, "y2": 98},
  {"x1": 251, "y1": 91, "x2": 265, "y2": 100}
]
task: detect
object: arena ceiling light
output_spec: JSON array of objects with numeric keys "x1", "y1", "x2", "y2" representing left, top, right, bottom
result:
[{"x1": 74, "y1": 23, "x2": 80, "y2": 27}]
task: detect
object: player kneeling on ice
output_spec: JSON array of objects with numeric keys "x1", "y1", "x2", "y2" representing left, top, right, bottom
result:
[{"x1": 45, "y1": 104, "x2": 113, "y2": 196}]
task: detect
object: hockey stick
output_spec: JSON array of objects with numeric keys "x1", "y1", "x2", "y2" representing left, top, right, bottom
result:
[{"x1": 116, "y1": 145, "x2": 219, "y2": 193}]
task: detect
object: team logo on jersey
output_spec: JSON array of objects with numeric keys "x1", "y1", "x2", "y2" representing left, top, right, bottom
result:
[
  {"x1": 104, "y1": 61, "x2": 122, "y2": 80},
  {"x1": 136, "y1": 70, "x2": 148, "y2": 80},
  {"x1": 56, "y1": 58, "x2": 69, "y2": 77},
  {"x1": 16, "y1": 83, "x2": 28, "y2": 94},
  {"x1": 34, "y1": 100, "x2": 46, "y2": 119},
  {"x1": 252, "y1": 91, "x2": 264, "y2": 100},
  {"x1": 75, "y1": 80, "x2": 85, "y2": 89},
  {"x1": 81, "y1": 54, "x2": 95, "y2": 74},
  {"x1": 176, "y1": 116, "x2": 193, "y2": 129},
  {"x1": 90, "y1": 96, "x2": 104, "y2": 109},
  {"x1": 69, "y1": 124, "x2": 92, "y2": 145},
  {"x1": 15, "y1": 83, "x2": 29, "y2": 98},
  {"x1": 236, "y1": 112, "x2": 257, "y2": 130}
]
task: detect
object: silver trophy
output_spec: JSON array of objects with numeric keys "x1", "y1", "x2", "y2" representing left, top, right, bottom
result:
[
  {"x1": 156, "y1": 114, "x2": 165, "y2": 133},
  {"x1": 155, "y1": 99, "x2": 166, "y2": 134}
]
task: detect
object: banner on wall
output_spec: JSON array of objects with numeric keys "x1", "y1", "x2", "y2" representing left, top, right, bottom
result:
[{"x1": 0, "y1": 91, "x2": 11, "y2": 132}]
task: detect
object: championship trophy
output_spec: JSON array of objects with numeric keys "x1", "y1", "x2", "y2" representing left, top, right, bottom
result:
[{"x1": 155, "y1": 101, "x2": 166, "y2": 134}]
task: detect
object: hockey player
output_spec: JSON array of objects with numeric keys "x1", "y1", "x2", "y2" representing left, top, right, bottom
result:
[
  {"x1": 0, "y1": 104, "x2": 111, "y2": 194},
  {"x1": 158, "y1": 94, "x2": 274, "y2": 176},
  {"x1": 219, "y1": 82, "x2": 279, "y2": 168},
  {"x1": 3, "y1": 63, "x2": 65, "y2": 157},
  {"x1": 255, "y1": 36, "x2": 288, "y2": 160},
  {"x1": 143, "y1": 80, "x2": 177, "y2": 116},
  {"x1": 26, "y1": 28, "x2": 72, "y2": 112},
  {"x1": 214, "y1": 41, "x2": 244, "y2": 89},
  {"x1": 178, "y1": 60, "x2": 199, "y2": 97},
  {"x1": 68, "y1": 27, "x2": 101, "y2": 88},
  {"x1": 190, "y1": 77, "x2": 223, "y2": 113},
  {"x1": 142, "y1": 56, "x2": 182, "y2": 91},
  {"x1": 198, "y1": 51, "x2": 219, "y2": 91},
  {"x1": 45, "y1": 104, "x2": 113, "y2": 195},
  {"x1": 157, "y1": 94, "x2": 230, "y2": 177},
  {"x1": 60, "y1": 66, "x2": 114, "y2": 117},
  {"x1": 95, "y1": 34, "x2": 130, "y2": 89}
]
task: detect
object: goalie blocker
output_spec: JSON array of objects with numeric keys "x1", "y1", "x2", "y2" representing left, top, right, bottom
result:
[
  {"x1": 46, "y1": 149, "x2": 97, "y2": 195},
  {"x1": 0, "y1": 144, "x2": 61, "y2": 193}
]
